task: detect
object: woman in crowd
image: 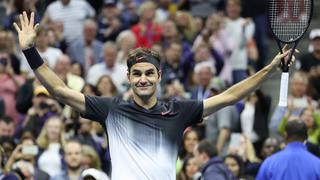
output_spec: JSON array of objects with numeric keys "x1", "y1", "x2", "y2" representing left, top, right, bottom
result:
[
  {"x1": 36, "y1": 116, "x2": 66, "y2": 177},
  {"x1": 96, "y1": 74, "x2": 118, "y2": 98}
]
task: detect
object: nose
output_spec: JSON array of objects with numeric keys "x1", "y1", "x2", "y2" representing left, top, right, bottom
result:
[{"x1": 138, "y1": 74, "x2": 148, "y2": 86}]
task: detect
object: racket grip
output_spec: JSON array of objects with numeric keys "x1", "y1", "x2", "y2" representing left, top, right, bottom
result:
[{"x1": 278, "y1": 72, "x2": 289, "y2": 107}]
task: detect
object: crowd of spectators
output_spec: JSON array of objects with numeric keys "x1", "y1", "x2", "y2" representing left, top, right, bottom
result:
[{"x1": 0, "y1": 0, "x2": 320, "y2": 179}]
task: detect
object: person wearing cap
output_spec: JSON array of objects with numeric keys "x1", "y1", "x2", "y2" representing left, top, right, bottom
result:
[
  {"x1": 15, "y1": 12, "x2": 295, "y2": 180},
  {"x1": 298, "y1": 28, "x2": 320, "y2": 72}
]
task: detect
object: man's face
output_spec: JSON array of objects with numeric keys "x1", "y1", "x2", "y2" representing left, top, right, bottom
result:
[
  {"x1": 83, "y1": 25, "x2": 96, "y2": 43},
  {"x1": 192, "y1": 146, "x2": 204, "y2": 167},
  {"x1": 226, "y1": 0, "x2": 241, "y2": 19},
  {"x1": 165, "y1": 44, "x2": 182, "y2": 65},
  {"x1": 128, "y1": 63, "x2": 160, "y2": 100},
  {"x1": 197, "y1": 67, "x2": 213, "y2": 87},
  {"x1": 290, "y1": 79, "x2": 307, "y2": 97},
  {"x1": 64, "y1": 142, "x2": 83, "y2": 170},
  {"x1": 0, "y1": 121, "x2": 15, "y2": 137},
  {"x1": 312, "y1": 38, "x2": 320, "y2": 52},
  {"x1": 104, "y1": 48, "x2": 118, "y2": 68}
]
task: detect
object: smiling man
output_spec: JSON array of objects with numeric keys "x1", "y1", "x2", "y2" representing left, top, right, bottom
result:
[{"x1": 14, "y1": 12, "x2": 293, "y2": 180}]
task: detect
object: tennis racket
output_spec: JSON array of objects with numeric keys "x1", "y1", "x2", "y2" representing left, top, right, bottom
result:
[{"x1": 268, "y1": 0, "x2": 313, "y2": 107}]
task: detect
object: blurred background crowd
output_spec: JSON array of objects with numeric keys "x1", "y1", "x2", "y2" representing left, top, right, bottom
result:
[{"x1": 0, "y1": 0, "x2": 320, "y2": 179}]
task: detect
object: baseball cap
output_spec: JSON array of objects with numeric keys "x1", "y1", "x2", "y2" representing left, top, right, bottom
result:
[
  {"x1": 33, "y1": 85, "x2": 49, "y2": 97},
  {"x1": 309, "y1": 29, "x2": 320, "y2": 40},
  {"x1": 81, "y1": 168, "x2": 110, "y2": 180}
]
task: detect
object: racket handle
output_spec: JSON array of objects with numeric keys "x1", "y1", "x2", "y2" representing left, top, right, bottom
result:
[{"x1": 278, "y1": 72, "x2": 289, "y2": 107}]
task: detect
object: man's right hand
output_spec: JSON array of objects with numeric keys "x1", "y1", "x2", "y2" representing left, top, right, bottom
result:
[{"x1": 13, "y1": 11, "x2": 39, "y2": 50}]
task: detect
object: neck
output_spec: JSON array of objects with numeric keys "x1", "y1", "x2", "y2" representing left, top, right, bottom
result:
[
  {"x1": 37, "y1": 46, "x2": 47, "y2": 52},
  {"x1": 68, "y1": 167, "x2": 81, "y2": 177},
  {"x1": 133, "y1": 94, "x2": 157, "y2": 109}
]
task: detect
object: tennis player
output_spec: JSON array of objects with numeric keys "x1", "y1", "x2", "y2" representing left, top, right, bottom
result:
[{"x1": 14, "y1": 12, "x2": 294, "y2": 180}]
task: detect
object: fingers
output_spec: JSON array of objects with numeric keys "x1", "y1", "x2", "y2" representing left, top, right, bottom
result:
[
  {"x1": 19, "y1": 14, "x2": 25, "y2": 29},
  {"x1": 282, "y1": 44, "x2": 289, "y2": 52},
  {"x1": 13, "y1": 22, "x2": 21, "y2": 32},
  {"x1": 23, "y1": 11, "x2": 29, "y2": 27},
  {"x1": 30, "y1": 12, "x2": 34, "y2": 27}
]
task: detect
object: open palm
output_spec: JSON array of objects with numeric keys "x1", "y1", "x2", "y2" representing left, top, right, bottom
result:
[{"x1": 13, "y1": 11, "x2": 39, "y2": 50}]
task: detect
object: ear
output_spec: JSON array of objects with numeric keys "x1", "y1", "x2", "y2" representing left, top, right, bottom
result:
[
  {"x1": 158, "y1": 70, "x2": 162, "y2": 81},
  {"x1": 127, "y1": 71, "x2": 130, "y2": 81}
]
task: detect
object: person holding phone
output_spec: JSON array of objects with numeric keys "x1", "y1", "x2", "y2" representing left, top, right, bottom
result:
[
  {"x1": 15, "y1": 11, "x2": 294, "y2": 180},
  {"x1": 3, "y1": 135, "x2": 50, "y2": 180}
]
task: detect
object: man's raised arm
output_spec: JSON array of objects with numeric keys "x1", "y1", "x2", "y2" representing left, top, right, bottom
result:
[
  {"x1": 203, "y1": 50, "x2": 293, "y2": 117},
  {"x1": 14, "y1": 12, "x2": 85, "y2": 113}
]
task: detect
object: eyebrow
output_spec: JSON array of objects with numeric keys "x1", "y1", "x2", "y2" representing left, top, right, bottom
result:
[{"x1": 131, "y1": 68, "x2": 155, "y2": 73}]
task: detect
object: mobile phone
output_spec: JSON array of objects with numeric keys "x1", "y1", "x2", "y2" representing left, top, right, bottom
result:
[
  {"x1": 229, "y1": 133, "x2": 241, "y2": 149},
  {"x1": 22, "y1": 145, "x2": 39, "y2": 155}
]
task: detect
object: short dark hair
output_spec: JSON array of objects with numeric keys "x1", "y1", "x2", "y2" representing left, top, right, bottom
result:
[
  {"x1": 285, "y1": 120, "x2": 308, "y2": 141},
  {"x1": 127, "y1": 47, "x2": 161, "y2": 72},
  {"x1": 0, "y1": 116, "x2": 13, "y2": 124},
  {"x1": 197, "y1": 140, "x2": 217, "y2": 158}
]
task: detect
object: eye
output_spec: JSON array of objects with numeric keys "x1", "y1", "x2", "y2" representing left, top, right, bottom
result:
[
  {"x1": 146, "y1": 71, "x2": 154, "y2": 76},
  {"x1": 132, "y1": 71, "x2": 141, "y2": 76}
]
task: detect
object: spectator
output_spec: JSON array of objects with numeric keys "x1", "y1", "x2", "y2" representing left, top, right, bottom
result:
[
  {"x1": 0, "y1": 51, "x2": 25, "y2": 123},
  {"x1": 178, "y1": 128, "x2": 200, "y2": 161},
  {"x1": 54, "y1": 55, "x2": 85, "y2": 119},
  {"x1": 298, "y1": 29, "x2": 320, "y2": 72},
  {"x1": 70, "y1": 61, "x2": 85, "y2": 78},
  {"x1": 161, "y1": 42, "x2": 186, "y2": 89},
  {"x1": 205, "y1": 78, "x2": 238, "y2": 156},
  {"x1": 3, "y1": 0, "x2": 40, "y2": 32},
  {"x1": 42, "y1": 0, "x2": 95, "y2": 43},
  {"x1": 86, "y1": 41, "x2": 127, "y2": 92},
  {"x1": 131, "y1": 1, "x2": 162, "y2": 48},
  {"x1": 0, "y1": 116, "x2": 15, "y2": 138},
  {"x1": 115, "y1": 30, "x2": 137, "y2": 65},
  {"x1": 47, "y1": 21, "x2": 68, "y2": 53},
  {"x1": 240, "y1": 90, "x2": 271, "y2": 154},
  {"x1": 270, "y1": 71, "x2": 316, "y2": 134},
  {"x1": 259, "y1": 137, "x2": 280, "y2": 160},
  {"x1": 278, "y1": 107, "x2": 320, "y2": 146},
  {"x1": 193, "y1": 140, "x2": 235, "y2": 180},
  {"x1": 67, "y1": 19, "x2": 103, "y2": 71},
  {"x1": 4, "y1": 135, "x2": 50, "y2": 180},
  {"x1": 96, "y1": 74, "x2": 118, "y2": 97},
  {"x1": 96, "y1": 0, "x2": 125, "y2": 42},
  {"x1": 257, "y1": 120, "x2": 320, "y2": 180},
  {"x1": 36, "y1": 116, "x2": 65, "y2": 177},
  {"x1": 190, "y1": 61, "x2": 216, "y2": 100},
  {"x1": 18, "y1": 85, "x2": 61, "y2": 138},
  {"x1": 193, "y1": 14, "x2": 233, "y2": 84},
  {"x1": 81, "y1": 145, "x2": 102, "y2": 170},
  {"x1": 35, "y1": 26, "x2": 63, "y2": 69},
  {"x1": 175, "y1": 11, "x2": 197, "y2": 44},
  {"x1": 51, "y1": 139, "x2": 83, "y2": 180},
  {"x1": 224, "y1": 0, "x2": 255, "y2": 84},
  {"x1": 224, "y1": 154, "x2": 248, "y2": 179},
  {"x1": 176, "y1": 155, "x2": 199, "y2": 180}
]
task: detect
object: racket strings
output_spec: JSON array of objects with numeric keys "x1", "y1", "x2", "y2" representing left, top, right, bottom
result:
[{"x1": 269, "y1": 0, "x2": 312, "y2": 42}]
